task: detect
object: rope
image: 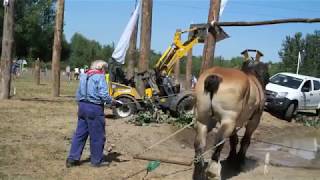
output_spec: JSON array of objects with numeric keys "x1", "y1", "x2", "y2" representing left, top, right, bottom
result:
[
  {"x1": 136, "y1": 121, "x2": 194, "y2": 156},
  {"x1": 193, "y1": 127, "x2": 242, "y2": 163},
  {"x1": 122, "y1": 168, "x2": 146, "y2": 180},
  {"x1": 193, "y1": 139, "x2": 227, "y2": 163},
  {"x1": 124, "y1": 122, "x2": 194, "y2": 180}
]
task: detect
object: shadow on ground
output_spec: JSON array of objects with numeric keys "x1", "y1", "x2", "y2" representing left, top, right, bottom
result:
[
  {"x1": 80, "y1": 151, "x2": 128, "y2": 165},
  {"x1": 221, "y1": 158, "x2": 259, "y2": 180}
]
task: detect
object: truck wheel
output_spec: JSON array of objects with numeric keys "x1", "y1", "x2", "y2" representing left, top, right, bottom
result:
[
  {"x1": 283, "y1": 103, "x2": 296, "y2": 122},
  {"x1": 113, "y1": 97, "x2": 136, "y2": 118},
  {"x1": 173, "y1": 96, "x2": 195, "y2": 117},
  {"x1": 316, "y1": 109, "x2": 320, "y2": 116}
]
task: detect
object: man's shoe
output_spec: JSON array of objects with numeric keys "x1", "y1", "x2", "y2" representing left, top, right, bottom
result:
[
  {"x1": 66, "y1": 159, "x2": 80, "y2": 168},
  {"x1": 91, "y1": 161, "x2": 110, "y2": 168}
]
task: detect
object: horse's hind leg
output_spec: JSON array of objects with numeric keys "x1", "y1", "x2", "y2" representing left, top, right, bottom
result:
[
  {"x1": 238, "y1": 112, "x2": 262, "y2": 163},
  {"x1": 207, "y1": 119, "x2": 236, "y2": 179},
  {"x1": 227, "y1": 130, "x2": 238, "y2": 161},
  {"x1": 193, "y1": 122, "x2": 208, "y2": 180}
]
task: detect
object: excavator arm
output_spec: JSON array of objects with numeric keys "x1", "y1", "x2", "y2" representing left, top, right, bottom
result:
[{"x1": 154, "y1": 27, "x2": 205, "y2": 75}]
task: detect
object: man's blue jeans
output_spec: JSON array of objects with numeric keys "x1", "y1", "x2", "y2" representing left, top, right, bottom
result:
[{"x1": 67, "y1": 102, "x2": 106, "y2": 165}]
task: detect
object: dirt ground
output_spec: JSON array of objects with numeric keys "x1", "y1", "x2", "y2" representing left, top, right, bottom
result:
[{"x1": 0, "y1": 72, "x2": 320, "y2": 180}]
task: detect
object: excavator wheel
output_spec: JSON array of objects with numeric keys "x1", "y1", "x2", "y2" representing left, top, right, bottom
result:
[
  {"x1": 113, "y1": 97, "x2": 137, "y2": 118},
  {"x1": 171, "y1": 96, "x2": 195, "y2": 117}
]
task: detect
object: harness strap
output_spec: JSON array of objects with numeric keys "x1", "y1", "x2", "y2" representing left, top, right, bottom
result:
[{"x1": 85, "y1": 74, "x2": 93, "y2": 101}]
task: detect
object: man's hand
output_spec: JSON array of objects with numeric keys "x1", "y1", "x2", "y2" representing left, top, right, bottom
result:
[{"x1": 111, "y1": 100, "x2": 123, "y2": 107}]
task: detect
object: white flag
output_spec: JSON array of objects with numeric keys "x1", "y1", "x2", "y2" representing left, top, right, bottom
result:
[
  {"x1": 112, "y1": 1, "x2": 140, "y2": 64},
  {"x1": 220, "y1": 0, "x2": 229, "y2": 16},
  {"x1": 296, "y1": 51, "x2": 301, "y2": 74},
  {"x1": 3, "y1": 0, "x2": 9, "y2": 6}
]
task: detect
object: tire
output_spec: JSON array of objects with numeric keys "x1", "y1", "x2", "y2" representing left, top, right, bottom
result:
[
  {"x1": 283, "y1": 103, "x2": 296, "y2": 122},
  {"x1": 316, "y1": 109, "x2": 320, "y2": 116},
  {"x1": 113, "y1": 97, "x2": 137, "y2": 118},
  {"x1": 172, "y1": 96, "x2": 195, "y2": 117}
]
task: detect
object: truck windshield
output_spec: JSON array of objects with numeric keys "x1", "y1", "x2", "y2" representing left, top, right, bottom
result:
[{"x1": 269, "y1": 74, "x2": 303, "y2": 89}]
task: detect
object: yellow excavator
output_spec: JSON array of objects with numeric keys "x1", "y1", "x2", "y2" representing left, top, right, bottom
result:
[{"x1": 106, "y1": 25, "x2": 225, "y2": 118}]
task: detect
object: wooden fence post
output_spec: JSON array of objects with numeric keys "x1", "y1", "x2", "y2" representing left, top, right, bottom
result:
[{"x1": 34, "y1": 58, "x2": 40, "y2": 85}]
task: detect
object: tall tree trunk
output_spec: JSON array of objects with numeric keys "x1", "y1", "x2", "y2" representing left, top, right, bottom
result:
[
  {"x1": 185, "y1": 49, "x2": 193, "y2": 90},
  {"x1": 0, "y1": 0, "x2": 15, "y2": 99},
  {"x1": 200, "y1": 0, "x2": 221, "y2": 73},
  {"x1": 34, "y1": 58, "x2": 40, "y2": 85},
  {"x1": 51, "y1": 0, "x2": 65, "y2": 97},
  {"x1": 138, "y1": 0, "x2": 152, "y2": 95},
  {"x1": 126, "y1": 15, "x2": 139, "y2": 80}
]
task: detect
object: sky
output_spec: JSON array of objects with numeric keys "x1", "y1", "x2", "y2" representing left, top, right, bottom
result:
[{"x1": 64, "y1": 0, "x2": 320, "y2": 62}]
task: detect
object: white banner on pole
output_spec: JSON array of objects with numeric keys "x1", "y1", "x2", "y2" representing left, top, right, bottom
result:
[
  {"x1": 3, "y1": 0, "x2": 9, "y2": 6},
  {"x1": 220, "y1": 0, "x2": 229, "y2": 16},
  {"x1": 296, "y1": 51, "x2": 301, "y2": 74},
  {"x1": 112, "y1": 1, "x2": 140, "y2": 64}
]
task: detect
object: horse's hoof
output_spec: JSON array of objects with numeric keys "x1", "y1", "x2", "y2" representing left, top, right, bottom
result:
[
  {"x1": 236, "y1": 154, "x2": 246, "y2": 164},
  {"x1": 193, "y1": 162, "x2": 206, "y2": 180},
  {"x1": 206, "y1": 161, "x2": 221, "y2": 180},
  {"x1": 226, "y1": 154, "x2": 237, "y2": 162}
]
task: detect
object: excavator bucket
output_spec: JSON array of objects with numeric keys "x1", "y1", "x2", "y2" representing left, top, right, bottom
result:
[{"x1": 189, "y1": 23, "x2": 229, "y2": 43}]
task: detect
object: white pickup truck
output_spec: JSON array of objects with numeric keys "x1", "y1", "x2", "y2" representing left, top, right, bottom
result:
[{"x1": 265, "y1": 72, "x2": 320, "y2": 121}]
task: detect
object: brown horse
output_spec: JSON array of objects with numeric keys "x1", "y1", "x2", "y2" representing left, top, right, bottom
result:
[{"x1": 193, "y1": 59, "x2": 269, "y2": 180}]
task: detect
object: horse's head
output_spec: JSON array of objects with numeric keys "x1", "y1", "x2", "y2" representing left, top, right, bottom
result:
[{"x1": 241, "y1": 59, "x2": 270, "y2": 88}]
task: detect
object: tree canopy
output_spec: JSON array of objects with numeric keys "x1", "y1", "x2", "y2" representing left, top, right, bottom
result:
[
  {"x1": 68, "y1": 33, "x2": 114, "y2": 68},
  {"x1": 278, "y1": 30, "x2": 320, "y2": 77}
]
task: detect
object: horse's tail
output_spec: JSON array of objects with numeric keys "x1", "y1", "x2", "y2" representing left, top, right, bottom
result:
[{"x1": 204, "y1": 75, "x2": 222, "y2": 99}]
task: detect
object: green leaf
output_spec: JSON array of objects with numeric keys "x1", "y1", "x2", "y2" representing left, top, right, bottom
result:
[{"x1": 146, "y1": 160, "x2": 160, "y2": 172}]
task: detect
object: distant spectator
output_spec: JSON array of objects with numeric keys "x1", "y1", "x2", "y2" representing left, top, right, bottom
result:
[
  {"x1": 191, "y1": 74, "x2": 197, "y2": 89},
  {"x1": 11, "y1": 60, "x2": 19, "y2": 79},
  {"x1": 74, "y1": 67, "x2": 79, "y2": 80},
  {"x1": 80, "y1": 68, "x2": 85, "y2": 74},
  {"x1": 84, "y1": 65, "x2": 89, "y2": 72},
  {"x1": 66, "y1": 65, "x2": 71, "y2": 81}
]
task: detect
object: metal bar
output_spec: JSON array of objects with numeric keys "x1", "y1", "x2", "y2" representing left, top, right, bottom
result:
[{"x1": 134, "y1": 154, "x2": 192, "y2": 166}]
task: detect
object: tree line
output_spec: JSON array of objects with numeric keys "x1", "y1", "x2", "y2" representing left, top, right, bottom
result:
[{"x1": 0, "y1": 1, "x2": 319, "y2": 77}]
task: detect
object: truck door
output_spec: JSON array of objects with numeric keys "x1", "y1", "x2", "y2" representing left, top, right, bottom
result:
[
  {"x1": 312, "y1": 80, "x2": 320, "y2": 108},
  {"x1": 300, "y1": 80, "x2": 313, "y2": 109}
]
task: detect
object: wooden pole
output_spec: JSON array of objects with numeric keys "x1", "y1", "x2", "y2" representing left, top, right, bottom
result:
[
  {"x1": 0, "y1": 0, "x2": 15, "y2": 99},
  {"x1": 174, "y1": 57, "x2": 180, "y2": 82},
  {"x1": 200, "y1": 0, "x2": 221, "y2": 73},
  {"x1": 126, "y1": 4, "x2": 139, "y2": 80},
  {"x1": 34, "y1": 58, "x2": 40, "y2": 85},
  {"x1": 51, "y1": 0, "x2": 65, "y2": 97},
  {"x1": 185, "y1": 30, "x2": 193, "y2": 90},
  {"x1": 216, "y1": 18, "x2": 320, "y2": 26},
  {"x1": 138, "y1": 0, "x2": 152, "y2": 95},
  {"x1": 174, "y1": 28, "x2": 181, "y2": 81},
  {"x1": 264, "y1": 152, "x2": 270, "y2": 175},
  {"x1": 186, "y1": 50, "x2": 192, "y2": 90}
]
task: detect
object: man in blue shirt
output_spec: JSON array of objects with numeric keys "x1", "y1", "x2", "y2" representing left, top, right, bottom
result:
[{"x1": 66, "y1": 60, "x2": 120, "y2": 168}]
